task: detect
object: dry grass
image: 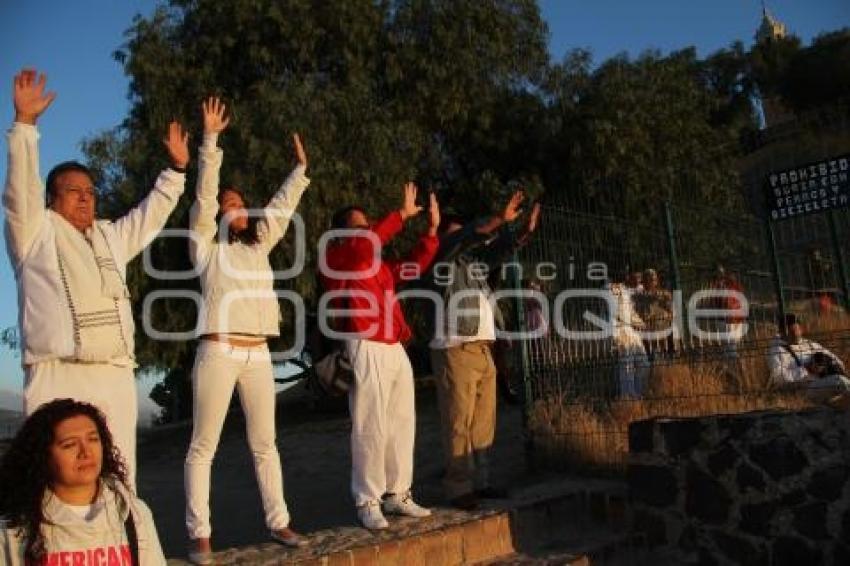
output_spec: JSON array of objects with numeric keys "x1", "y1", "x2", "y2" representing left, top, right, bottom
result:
[
  {"x1": 527, "y1": 309, "x2": 850, "y2": 472},
  {"x1": 527, "y1": 357, "x2": 811, "y2": 472}
]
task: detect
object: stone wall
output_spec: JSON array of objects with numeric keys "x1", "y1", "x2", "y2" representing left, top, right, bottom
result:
[{"x1": 627, "y1": 409, "x2": 850, "y2": 565}]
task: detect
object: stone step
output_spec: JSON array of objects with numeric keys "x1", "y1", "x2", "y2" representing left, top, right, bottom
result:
[
  {"x1": 483, "y1": 529, "x2": 648, "y2": 566},
  {"x1": 166, "y1": 477, "x2": 630, "y2": 565}
]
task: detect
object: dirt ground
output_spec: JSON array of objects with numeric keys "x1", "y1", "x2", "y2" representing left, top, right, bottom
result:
[{"x1": 137, "y1": 382, "x2": 529, "y2": 558}]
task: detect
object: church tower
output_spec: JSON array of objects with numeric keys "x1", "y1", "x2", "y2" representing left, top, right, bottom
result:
[
  {"x1": 755, "y1": 0, "x2": 787, "y2": 44},
  {"x1": 755, "y1": 1, "x2": 793, "y2": 127}
]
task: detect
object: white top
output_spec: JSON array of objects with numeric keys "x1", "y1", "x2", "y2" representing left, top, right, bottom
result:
[
  {"x1": 4, "y1": 122, "x2": 186, "y2": 365},
  {"x1": 430, "y1": 291, "x2": 496, "y2": 349},
  {"x1": 767, "y1": 336, "x2": 845, "y2": 385},
  {"x1": 190, "y1": 133, "x2": 309, "y2": 336}
]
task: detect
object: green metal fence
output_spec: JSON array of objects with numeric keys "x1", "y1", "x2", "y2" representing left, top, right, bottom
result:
[{"x1": 513, "y1": 198, "x2": 850, "y2": 473}]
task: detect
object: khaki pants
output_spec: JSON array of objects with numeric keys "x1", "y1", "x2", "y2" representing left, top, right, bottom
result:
[{"x1": 431, "y1": 342, "x2": 497, "y2": 499}]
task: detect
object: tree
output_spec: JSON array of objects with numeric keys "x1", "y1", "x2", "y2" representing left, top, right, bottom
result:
[
  {"x1": 84, "y1": 0, "x2": 551, "y2": 420},
  {"x1": 779, "y1": 28, "x2": 850, "y2": 112}
]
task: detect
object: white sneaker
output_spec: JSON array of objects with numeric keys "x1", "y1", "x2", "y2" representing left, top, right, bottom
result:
[
  {"x1": 357, "y1": 501, "x2": 389, "y2": 530},
  {"x1": 382, "y1": 491, "x2": 432, "y2": 518}
]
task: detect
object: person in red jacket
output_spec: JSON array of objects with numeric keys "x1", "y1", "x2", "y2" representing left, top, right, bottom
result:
[{"x1": 320, "y1": 182, "x2": 440, "y2": 530}]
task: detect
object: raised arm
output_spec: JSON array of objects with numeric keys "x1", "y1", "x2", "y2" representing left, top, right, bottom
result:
[
  {"x1": 112, "y1": 120, "x2": 189, "y2": 261},
  {"x1": 188, "y1": 97, "x2": 229, "y2": 264},
  {"x1": 4, "y1": 69, "x2": 56, "y2": 266},
  {"x1": 327, "y1": 182, "x2": 424, "y2": 272},
  {"x1": 257, "y1": 133, "x2": 310, "y2": 252},
  {"x1": 389, "y1": 191, "x2": 440, "y2": 282}
]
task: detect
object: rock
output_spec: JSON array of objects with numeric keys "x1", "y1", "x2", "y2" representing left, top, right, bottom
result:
[
  {"x1": 779, "y1": 489, "x2": 806, "y2": 506},
  {"x1": 748, "y1": 438, "x2": 808, "y2": 481},
  {"x1": 792, "y1": 502, "x2": 829, "y2": 540},
  {"x1": 738, "y1": 502, "x2": 777, "y2": 537},
  {"x1": 660, "y1": 419, "x2": 705, "y2": 456},
  {"x1": 771, "y1": 536, "x2": 823, "y2": 566},
  {"x1": 736, "y1": 461, "x2": 766, "y2": 493},
  {"x1": 633, "y1": 508, "x2": 668, "y2": 546},
  {"x1": 806, "y1": 465, "x2": 849, "y2": 501},
  {"x1": 628, "y1": 420, "x2": 655, "y2": 453},
  {"x1": 706, "y1": 445, "x2": 737, "y2": 476},
  {"x1": 685, "y1": 465, "x2": 731, "y2": 525},
  {"x1": 712, "y1": 531, "x2": 766, "y2": 566},
  {"x1": 628, "y1": 464, "x2": 678, "y2": 507}
]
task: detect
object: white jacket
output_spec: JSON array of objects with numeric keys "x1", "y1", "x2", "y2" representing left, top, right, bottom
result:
[
  {"x1": 0, "y1": 481, "x2": 166, "y2": 566},
  {"x1": 189, "y1": 134, "x2": 309, "y2": 336},
  {"x1": 767, "y1": 336, "x2": 845, "y2": 385},
  {"x1": 3, "y1": 123, "x2": 185, "y2": 366}
]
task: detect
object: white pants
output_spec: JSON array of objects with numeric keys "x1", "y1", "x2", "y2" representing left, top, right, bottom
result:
[
  {"x1": 347, "y1": 339, "x2": 416, "y2": 507},
  {"x1": 24, "y1": 360, "x2": 138, "y2": 489},
  {"x1": 184, "y1": 341, "x2": 290, "y2": 539}
]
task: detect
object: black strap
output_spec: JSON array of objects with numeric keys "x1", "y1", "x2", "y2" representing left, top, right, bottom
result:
[
  {"x1": 781, "y1": 342, "x2": 803, "y2": 368},
  {"x1": 124, "y1": 513, "x2": 140, "y2": 566}
]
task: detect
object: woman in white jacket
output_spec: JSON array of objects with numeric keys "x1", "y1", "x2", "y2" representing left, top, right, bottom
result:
[
  {"x1": 0, "y1": 399, "x2": 165, "y2": 566},
  {"x1": 184, "y1": 97, "x2": 310, "y2": 563}
]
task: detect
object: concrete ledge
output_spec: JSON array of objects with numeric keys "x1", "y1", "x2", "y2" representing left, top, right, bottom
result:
[{"x1": 167, "y1": 478, "x2": 629, "y2": 565}]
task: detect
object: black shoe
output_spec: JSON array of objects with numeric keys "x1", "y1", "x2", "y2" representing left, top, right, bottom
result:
[
  {"x1": 449, "y1": 492, "x2": 479, "y2": 511},
  {"x1": 476, "y1": 486, "x2": 509, "y2": 499}
]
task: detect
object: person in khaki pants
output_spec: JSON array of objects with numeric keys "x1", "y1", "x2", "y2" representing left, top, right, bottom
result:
[{"x1": 426, "y1": 193, "x2": 541, "y2": 510}]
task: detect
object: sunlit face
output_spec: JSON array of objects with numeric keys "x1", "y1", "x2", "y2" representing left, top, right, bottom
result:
[
  {"x1": 220, "y1": 189, "x2": 249, "y2": 232},
  {"x1": 51, "y1": 171, "x2": 96, "y2": 232},
  {"x1": 346, "y1": 209, "x2": 370, "y2": 230},
  {"x1": 644, "y1": 272, "x2": 659, "y2": 290},
  {"x1": 49, "y1": 415, "x2": 103, "y2": 491}
]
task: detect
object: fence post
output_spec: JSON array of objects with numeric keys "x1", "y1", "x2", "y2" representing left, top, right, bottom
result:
[
  {"x1": 663, "y1": 202, "x2": 682, "y2": 291},
  {"x1": 509, "y1": 249, "x2": 534, "y2": 468},
  {"x1": 765, "y1": 218, "x2": 786, "y2": 322},
  {"x1": 827, "y1": 209, "x2": 850, "y2": 309},
  {"x1": 663, "y1": 202, "x2": 684, "y2": 345}
]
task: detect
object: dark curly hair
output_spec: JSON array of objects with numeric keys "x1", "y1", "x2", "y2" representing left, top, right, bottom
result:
[
  {"x1": 0, "y1": 399, "x2": 128, "y2": 564},
  {"x1": 216, "y1": 187, "x2": 260, "y2": 245}
]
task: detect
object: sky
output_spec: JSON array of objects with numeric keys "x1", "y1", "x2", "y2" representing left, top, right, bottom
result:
[{"x1": 0, "y1": 0, "x2": 848, "y2": 418}]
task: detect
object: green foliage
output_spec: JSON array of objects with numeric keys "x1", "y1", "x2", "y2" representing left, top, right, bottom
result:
[
  {"x1": 80, "y1": 1, "x2": 848, "y2": 421},
  {"x1": 779, "y1": 28, "x2": 850, "y2": 112}
]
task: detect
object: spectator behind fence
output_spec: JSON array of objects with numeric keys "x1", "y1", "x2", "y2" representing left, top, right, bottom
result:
[
  {"x1": 633, "y1": 268, "x2": 674, "y2": 358},
  {"x1": 768, "y1": 313, "x2": 850, "y2": 406},
  {"x1": 707, "y1": 264, "x2": 746, "y2": 366},
  {"x1": 608, "y1": 281, "x2": 649, "y2": 399},
  {"x1": 625, "y1": 270, "x2": 643, "y2": 293},
  {"x1": 0, "y1": 399, "x2": 165, "y2": 566}
]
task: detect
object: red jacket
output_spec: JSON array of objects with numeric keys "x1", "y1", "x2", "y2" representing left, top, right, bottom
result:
[{"x1": 321, "y1": 211, "x2": 439, "y2": 343}]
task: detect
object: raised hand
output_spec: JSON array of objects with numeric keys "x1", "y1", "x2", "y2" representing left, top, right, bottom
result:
[
  {"x1": 201, "y1": 96, "x2": 229, "y2": 135},
  {"x1": 163, "y1": 121, "x2": 190, "y2": 170},
  {"x1": 427, "y1": 192, "x2": 440, "y2": 236},
  {"x1": 501, "y1": 190, "x2": 525, "y2": 222},
  {"x1": 399, "y1": 182, "x2": 423, "y2": 221},
  {"x1": 293, "y1": 133, "x2": 307, "y2": 171},
  {"x1": 13, "y1": 69, "x2": 56, "y2": 125}
]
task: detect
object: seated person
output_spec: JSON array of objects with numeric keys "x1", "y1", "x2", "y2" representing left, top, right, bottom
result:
[
  {"x1": 767, "y1": 313, "x2": 850, "y2": 405},
  {"x1": 0, "y1": 399, "x2": 165, "y2": 565}
]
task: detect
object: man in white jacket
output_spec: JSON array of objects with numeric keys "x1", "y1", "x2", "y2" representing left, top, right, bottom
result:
[
  {"x1": 4, "y1": 69, "x2": 189, "y2": 487},
  {"x1": 767, "y1": 313, "x2": 850, "y2": 404}
]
